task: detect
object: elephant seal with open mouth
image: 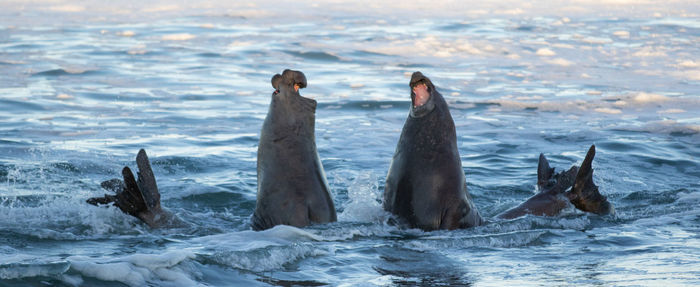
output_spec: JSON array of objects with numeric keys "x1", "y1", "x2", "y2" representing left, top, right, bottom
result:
[{"x1": 383, "y1": 71, "x2": 484, "y2": 231}]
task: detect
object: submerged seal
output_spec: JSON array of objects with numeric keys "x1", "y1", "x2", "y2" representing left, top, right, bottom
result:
[
  {"x1": 87, "y1": 149, "x2": 180, "y2": 228},
  {"x1": 498, "y1": 145, "x2": 614, "y2": 219},
  {"x1": 251, "y1": 69, "x2": 337, "y2": 231},
  {"x1": 383, "y1": 71, "x2": 484, "y2": 230}
]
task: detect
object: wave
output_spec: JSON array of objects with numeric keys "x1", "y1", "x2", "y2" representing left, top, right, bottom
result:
[
  {"x1": 318, "y1": 100, "x2": 408, "y2": 110},
  {"x1": 0, "y1": 261, "x2": 70, "y2": 280},
  {"x1": 284, "y1": 50, "x2": 342, "y2": 62},
  {"x1": 0, "y1": 99, "x2": 45, "y2": 112},
  {"x1": 190, "y1": 225, "x2": 325, "y2": 272},
  {"x1": 32, "y1": 68, "x2": 100, "y2": 77}
]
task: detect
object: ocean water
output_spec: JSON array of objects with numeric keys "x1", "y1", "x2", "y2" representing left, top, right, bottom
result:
[{"x1": 1, "y1": 1, "x2": 699, "y2": 286}]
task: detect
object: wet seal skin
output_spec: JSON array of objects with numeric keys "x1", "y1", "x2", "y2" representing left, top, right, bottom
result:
[
  {"x1": 251, "y1": 69, "x2": 337, "y2": 231},
  {"x1": 498, "y1": 145, "x2": 614, "y2": 219},
  {"x1": 86, "y1": 149, "x2": 182, "y2": 228},
  {"x1": 384, "y1": 71, "x2": 484, "y2": 231}
]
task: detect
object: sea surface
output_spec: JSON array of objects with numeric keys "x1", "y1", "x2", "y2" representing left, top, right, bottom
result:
[{"x1": 1, "y1": 1, "x2": 699, "y2": 286}]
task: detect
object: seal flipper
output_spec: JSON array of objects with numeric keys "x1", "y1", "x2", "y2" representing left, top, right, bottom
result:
[
  {"x1": 115, "y1": 166, "x2": 149, "y2": 217},
  {"x1": 101, "y1": 178, "x2": 125, "y2": 193},
  {"x1": 86, "y1": 179, "x2": 124, "y2": 206},
  {"x1": 86, "y1": 194, "x2": 117, "y2": 206},
  {"x1": 537, "y1": 153, "x2": 555, "y2": 190},
  {"x1": 568, "y1": 145, "x2": 614, "y2": 215},
  {"x1": 135, "y1": 149, "x2": 160, "y2": 210}
]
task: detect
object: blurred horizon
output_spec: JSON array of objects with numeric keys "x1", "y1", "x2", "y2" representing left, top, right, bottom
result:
[{"x1": 1, "y1": 0, "x2": 698, "y2": 26}]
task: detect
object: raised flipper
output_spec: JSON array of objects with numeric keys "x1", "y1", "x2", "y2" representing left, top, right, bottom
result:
[
  {"x1": 567, "y1": 145, "x2": 614, "y2": 215},
  {"x1": 135, "y1": 149, "x2": 160, "y2": 210},
  {"x1": 537, "y1": 153, "x2": 555, "y2": 190},
  {"x1": 116, "y1": 166, "x2": 149, "y2": 217},
  {"x1": 87, "y1": 149, "x2": 174, "y2": 228}
]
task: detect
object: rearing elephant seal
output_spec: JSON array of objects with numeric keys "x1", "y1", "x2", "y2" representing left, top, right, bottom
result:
[
  {"x1": 384, "y1": 71, "x2": 484, "y2": 231},
  {"x1": 251, "y1": 69, "x2": 337, "y2": 231}
]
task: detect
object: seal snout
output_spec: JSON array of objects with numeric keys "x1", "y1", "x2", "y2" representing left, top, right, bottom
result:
[
  {"x1": 271, "y1": 74, "x2": 282, "y2": 91},
  {"x1": 410, "y1": 71, "x2": 432, "y2": 108},
  {"x1": 271, "y1": 69, "x2": 307, "y2": 92}
]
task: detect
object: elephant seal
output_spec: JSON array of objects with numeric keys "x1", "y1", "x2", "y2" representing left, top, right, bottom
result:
[
  {"x1": 383, "y1": 71, "x2": 484, "y2": 231},
  {"x1": 251, "y1": 69, "x2": 337, "y2": 231},
  {"x1": 87, "y1": 149, "x2": 180, "y2": 228},
  {"x1": 498, "y1": 145, "x2": 614, "y2": 219}
]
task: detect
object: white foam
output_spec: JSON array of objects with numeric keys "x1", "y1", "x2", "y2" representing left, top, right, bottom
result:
[
  {"x1": 56, "y1": 93, "x2": 73, "y2": 100},
  {"x1": 677, "y1": 60, "x2": 699, "y2": 68},
  {"x1": 535, "y1": 48, "x2": 556, "y2": 56},
  {"x1": 338, "y1": 171, "x2": 388, "y2": 223},
  {"x1": 69, "y1": 260, "x2": 149, "y2": 286},
  {"x1": 161, "y1": 33, "x2": 195, "y2": 41},
  {"x1": 633, "y1": 92, "x2": 669, "y2": 103},
  {"x1": 613, "y1": 30, "x2": 630, "y2": 38},
  {"x1": 49, "y1": 5, "x2": 85, "y2": 12},
  {"x1": 547, "y1": 58, "x2": 574, "y2": 66},
  {"x1": 0, "y1": 192, "x2": 145, "y2": 240},
  {"x1": 68, "y1": 251, "x2": 197, "y2": 287},
  {"x1": 595, "y1": 107, "x2": 623, "y2": 114},
  {"x1": 117, "y1": 30, "x2": 135, "y2": 37}
]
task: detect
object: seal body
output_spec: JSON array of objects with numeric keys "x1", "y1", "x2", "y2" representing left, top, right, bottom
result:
[
  {"x1": 252, "y1": 69, "x2": 337, "y2": 231},
  {"x1": 384, "y1": 72, "x2": 483, "y2": 231}
]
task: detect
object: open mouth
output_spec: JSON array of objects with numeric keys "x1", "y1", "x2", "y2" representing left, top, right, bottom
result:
[{"x1": 412, "y1": 81, "x2": 430, "y2": 107}]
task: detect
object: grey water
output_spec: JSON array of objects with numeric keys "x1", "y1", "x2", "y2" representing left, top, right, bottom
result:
[{"x1": 1, "y1": 2, "x2": 699, "y2": 286}]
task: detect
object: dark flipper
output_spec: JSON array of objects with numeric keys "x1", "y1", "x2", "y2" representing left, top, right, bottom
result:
[
  {"x1": 86, "y1": 194, "x2": 117, "y2": 206},
  {"x1": 568, "y1": 145, "x2": 614, "y2": 215},
  {"x1": 87, "y1": 149, "x2": 174, "y2": 228},
  {"x1": 87, "y1": 179, "x2": 124, "y2": 206},
  {"x1": 116, "y1": 166, "x2": 149, "y2": 217},
  {"x1": 135, "y1": 149, "x2": 160, "y2": 210},
  {"x1": 100, "y1": 178, "x2": 125, "y2": 193},
  {"x1": 537, "y1": 153, "x2": 555, "y2": 190}
]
